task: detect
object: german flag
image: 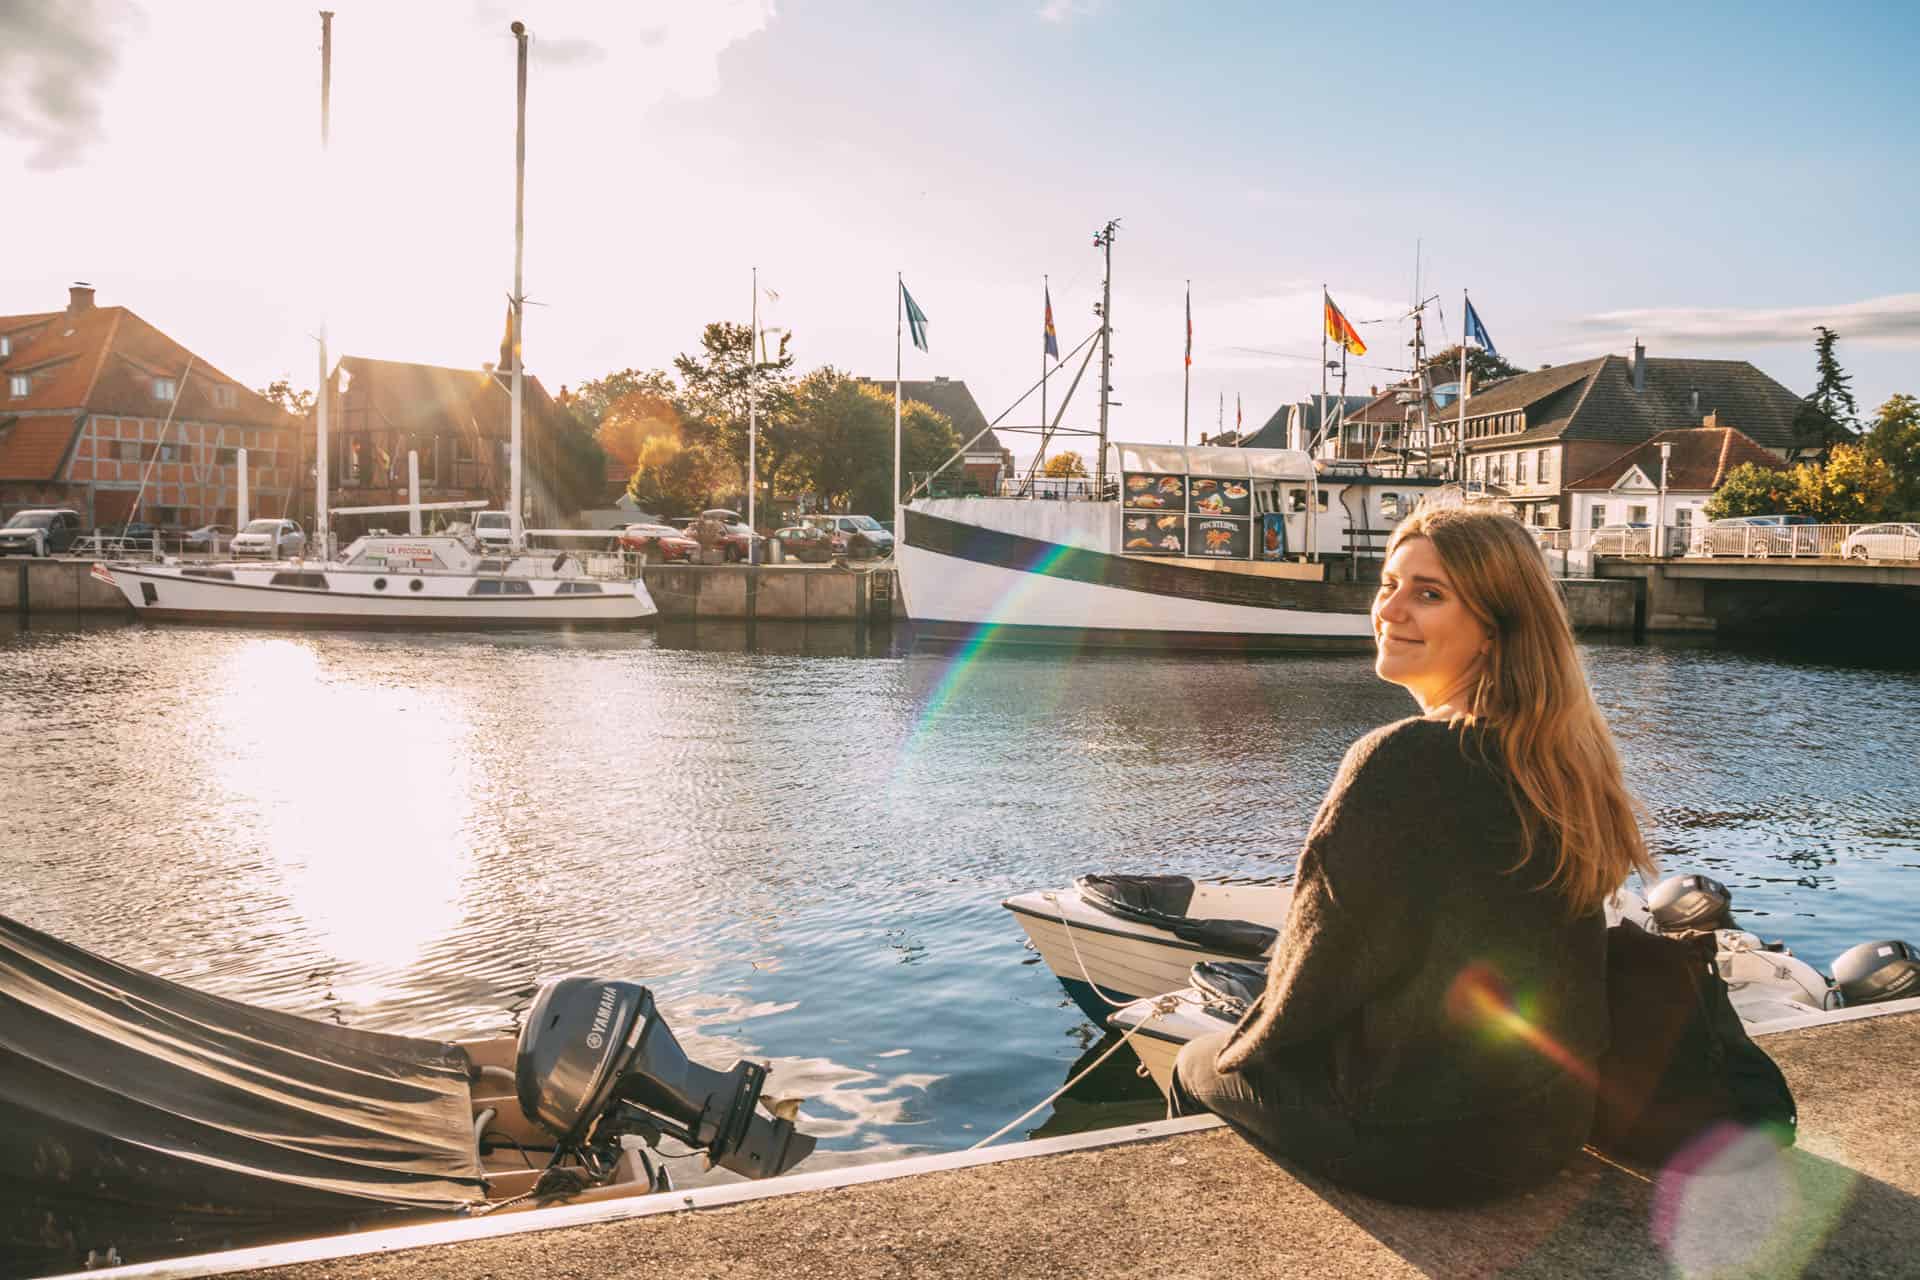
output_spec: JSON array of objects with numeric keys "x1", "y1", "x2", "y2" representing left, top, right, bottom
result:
[{"x1": 1324, "y1": 293, "x2": 1367, "y2": 357}]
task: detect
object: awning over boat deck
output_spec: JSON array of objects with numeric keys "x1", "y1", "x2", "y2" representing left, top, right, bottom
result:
[
  {"x1": 1106, "y1": 442, "x2": 1314, "y2": 480},
  {"x1": 0, "y1": 914, "x2": 487, "y2": 1274}
]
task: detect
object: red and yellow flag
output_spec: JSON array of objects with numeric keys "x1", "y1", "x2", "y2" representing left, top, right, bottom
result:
[{"x1": 1324, "y1": 293, "x2": 1367, "y2": 357}]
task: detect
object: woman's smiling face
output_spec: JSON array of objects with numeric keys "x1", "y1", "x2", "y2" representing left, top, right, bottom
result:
[{"x1": 1371, "y1": 535, "x2": 1492, "y2": 713}]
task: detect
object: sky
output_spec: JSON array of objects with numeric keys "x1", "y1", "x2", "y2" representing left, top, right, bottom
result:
[{"x1": 4, "y1": 0, "x2": 1917, "y2": 461}]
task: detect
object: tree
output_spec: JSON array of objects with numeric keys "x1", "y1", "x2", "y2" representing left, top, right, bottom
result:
[
  {"x1": 1785, "y1": 442, "x2": 1895, "y2": 523},
  {"x1": 785, "y1": 370, "x2": 958, "y2": 514},
  {"x1": 1042, "y1": 450, "x2": 1088, "y2": 478},
  {"x1": 1703, "y1": 462, "x2": 1795, "y2": 520},
  {"x1": 1863, "y1": 393, "x2": 1920, "y2": 516},
  {"x1": 1790, "y1": 326, "x2": 1860, "y2": 459},
  {"x1": 624, "y1": 435, "x2": 731, "y2": 517},
  {"x1": 567, "y1": 368, "x2": 677, "y2": 430},
  {"x1": 596, "y1": 390, "x2": 684, "y2": 473},
  {"x1": 1422, "y1": 344, "x2": 1524, "y2": 391},
  {"x1": 673, "y1": 322, "x2": 796, "y2": 484},
  {"x1": 257, "y1": 378, "x2": 313, "y2": 418}
]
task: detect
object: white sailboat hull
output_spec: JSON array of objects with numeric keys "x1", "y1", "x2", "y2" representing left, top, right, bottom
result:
[{"x1": 99, "y1": 561, "x2": 656, "y2": 627}]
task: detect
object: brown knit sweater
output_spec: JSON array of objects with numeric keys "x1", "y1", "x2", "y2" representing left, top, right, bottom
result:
[{"x1": 1216, "y1": 716, "x2": 1606, "y2": 1130}]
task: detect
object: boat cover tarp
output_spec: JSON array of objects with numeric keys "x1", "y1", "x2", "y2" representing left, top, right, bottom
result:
[
  {"x1": 1190, "y1": 959, "x2": 1268, "y2": 1018},
  {"x1": 0, "y1": 914, "x2": 486, "y2": 1276},
  {"x1": 1073, "y1": 875, "x2": 1279, "y2": 958}
]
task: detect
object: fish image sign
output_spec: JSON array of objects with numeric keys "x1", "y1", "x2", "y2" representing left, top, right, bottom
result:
[
  {"x1": 1123, "y1": 472, "x2": 1185, "y2": 511},
  {"x1": 1189, "y1": 477, "x2": 1250, "y2": 517},
  {"x1": 1259, "y1": 513, "x2": 1288, "y2": 560},
  {"x1": 1189, "y1": 517, "x2": 1248, "y2": 559}
]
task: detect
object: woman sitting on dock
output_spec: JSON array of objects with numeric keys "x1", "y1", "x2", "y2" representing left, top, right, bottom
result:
[{"x1": 1170, "y1": 504, "x2": 1655, "y2": 1205}]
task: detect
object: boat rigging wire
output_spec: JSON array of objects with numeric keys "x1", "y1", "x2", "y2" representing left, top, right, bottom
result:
[{"x1": 119, "y1": 354, "x2": 198, "y2": 543}]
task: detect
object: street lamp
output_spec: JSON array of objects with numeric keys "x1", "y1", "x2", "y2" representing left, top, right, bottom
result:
[{"x1": 1656, "y1": 441, "x2": 1672, "y2": 557}]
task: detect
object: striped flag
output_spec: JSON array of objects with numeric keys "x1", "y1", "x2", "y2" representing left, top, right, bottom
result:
[
  {"x1": 1043, "y1": 285, "x2": 1059, "y2": 360},
  {"x1": 90, "y1": 562, "x2": 117, "y2": 587},
  {"x1": 1324, "y1": 292, "x2": 1367, "y2": 357},
  {"x1": 902, "y1": 282, "x2": 929, "y2": 353},
  {"x1": 1185, "y1": 286, "x2": 1193, "y2": 368},
  {"x1": 1236, "y1": 394, "x2": 1242, "y2": 430}
]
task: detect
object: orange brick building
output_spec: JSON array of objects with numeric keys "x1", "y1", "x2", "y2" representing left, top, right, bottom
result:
[{"x1": 0, "y1": 285, "x2": 299, "y2": 528}]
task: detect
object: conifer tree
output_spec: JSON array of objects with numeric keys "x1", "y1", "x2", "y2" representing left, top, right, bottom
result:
[{"x1": 1791, "y1": 326, "x2": 1859, "y2": 459}]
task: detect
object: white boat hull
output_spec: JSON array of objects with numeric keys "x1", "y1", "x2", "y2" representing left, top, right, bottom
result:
[
  {"x1": 98, "y1": 560, "x2": 656, "y2": 627},
  {"x1": 899, "y1": 499, "x2": 1375, "y2": 651}
]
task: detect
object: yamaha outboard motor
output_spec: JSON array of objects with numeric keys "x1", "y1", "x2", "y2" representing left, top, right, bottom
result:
[
  {"x1": 515, "y1": 977, "x2": 815, "y2": 1180},
  {"x1": 1646, "y1": 873, "x2": 1734, "y2": 933},
  {"x1": 1831, "y1": 940, "x2": 1920, "y2": 1007}
]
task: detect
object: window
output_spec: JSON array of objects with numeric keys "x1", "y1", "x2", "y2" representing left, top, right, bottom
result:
[
  {"x1": 1380, "y1": 492, "x2": 1402, "y2": 521},
  {"x1": 1591, "y1": 506, "x2": 1608, "y2": 530},
  {"x1": 1287, "y1": 488, "x2": 1306, "y2": 513},
  {"x1": 269, "y1": 572, "x2": 330, "y2": 589},
  {"x1": 117, "y1": 441, "x2": 146, "y2": 462},
  {"x1": 0, "y1": 336, "x2": 9, "y2": 357},
  {"x1": 1536, "y1": 449, "x2": 1551, "y2": 484},
  {"x1": 212, "y1": 385, "x2": 237, "y2": 409},
  {"x1": 1516, "y1": 452, "x2": 1530, "y2": 485},
  {"x1": 8, "y1": 374, "x2": 27, "y2": 398},
  {"x1": 215, "y1": 448, "x2": 238, "y2": 466},
  {"x1": 470, "y1": 578, "x2": 534, "y2": 596},
  {"x1": 556, "y1": 581, "x2": 603, "y2": 594},
  {"x1": 157, "y1": 443, "x2": 186, "y2": 463},
  {"x1": 1674, "y1": 508, "x2": 1693, "y2": 531},
  {"x1": 1469, "y1": 456, "x2": 1485, "y2": 482},
  {"x1": 153, "y1": 378, "x2": 177, "y2": 401},
  {"x1": 1630, "y1": 504, "x2": 1649, "y2": 524}
]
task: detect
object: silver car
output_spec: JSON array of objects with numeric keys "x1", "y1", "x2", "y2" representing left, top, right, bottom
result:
[
  {"x1": 1839, "y1": 522, "x2": 1920, "y2": 562},
  {"x1": 230, "y1": 518, "x2": 306, "y2": 558}
]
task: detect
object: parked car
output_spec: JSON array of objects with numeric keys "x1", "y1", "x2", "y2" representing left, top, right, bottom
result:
[
  {"x1": 230, "y1": 518, "x2": 307, "y2": 559},
  {"x1": 691, "y1": 509, "x2": 763, "y2": 562},
  {"x1": 1839, "y1": 521, "x2": 1920, "y2": 562},
  {"x1": 183, "y1": 523, "x2": 233, "y2": 553},
  {"x1": 772, "y1": 524, "x2": 837, "y2": 563},
  {"x1": 1697, "y1": 514, "x2": 1817, "y2": 557},
  {"x1": 473, "y1": 510, "x2": 513, "y2": 551},
  {"x1": 0, "y1": 508, "x2": 84, "y2": 557},
  {"x1": 617, "y1": 522, "x2": 698, "y2": 563},
  {"x1": 800, "y1": 513, "x2": 895, "y2": 559},
  {"x1": 1586, "y1": 522, "x2": 1652, "y2": 556}
]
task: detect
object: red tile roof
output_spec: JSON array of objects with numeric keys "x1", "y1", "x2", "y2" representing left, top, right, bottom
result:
[
  {"x1": 0, "y1": 299, "x2": 295, "y2": 480},
  {"x1": 1564, "y1": 425, "x2": 1788, "y2": 493}
]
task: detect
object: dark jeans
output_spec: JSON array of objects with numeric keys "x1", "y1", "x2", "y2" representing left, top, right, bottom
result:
[{"x1": 1169, "y1": 1031, "x2": 1588, "y2": 1206}]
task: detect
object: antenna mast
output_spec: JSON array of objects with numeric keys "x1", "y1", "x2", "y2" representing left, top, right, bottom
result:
[
  {"x1": 315, "y1": 11, "x2": 333, "y2": 557},
  {"x1": 1093, "y1": 219, "x2": 1118, "y2": 495}
]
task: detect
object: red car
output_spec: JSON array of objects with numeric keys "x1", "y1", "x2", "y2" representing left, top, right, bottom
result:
[
  {"x1": 691, "y1": 509, "x2": 764, "y2": 563},
  {"x1": 617, "y1": 523, "x2": 698, "y2": 564}
]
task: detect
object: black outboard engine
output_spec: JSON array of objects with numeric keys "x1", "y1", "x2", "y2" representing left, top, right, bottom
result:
[
  {"x1": 1831, "y1": 941, "x2": 1920, "y2": 1007},
  {"x1": 1646, "y1": 873, "x2": 1734, "y2": 933},
  {"x1": 515, "y1": 977, "x2": 815, "y2": 1180}
]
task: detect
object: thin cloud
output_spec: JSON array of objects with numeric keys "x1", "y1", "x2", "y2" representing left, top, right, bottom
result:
[
  {"x1": 1577, "y1": 294, "x2": 1920, "y2": 345},
  {"x1": 0, "y1": 0, "x2": 139, "y2": 170},
  {"x1": 1039, "y1": 0, "x2": 1104, "y2": 23}
]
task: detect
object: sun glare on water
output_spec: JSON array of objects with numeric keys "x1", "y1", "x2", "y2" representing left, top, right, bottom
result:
[{"x1": 209, "y1": 638, "x2": 483, "y2": 976}]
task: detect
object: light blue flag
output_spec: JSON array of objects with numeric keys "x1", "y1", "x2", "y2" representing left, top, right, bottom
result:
[
  {"x1": 902, "y1": 282, "x2": 929, "y2": 353},
  {"x1": 1464, "y1": 297, "x2": 1496, "y2": 357}
]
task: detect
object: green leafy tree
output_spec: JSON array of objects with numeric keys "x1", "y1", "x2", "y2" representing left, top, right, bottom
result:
[
  {"x1": 1786, "y1": 442, "x2": 1895, "y2": 523},
  {"x1": 1703, "y1": 461, "x2": 1795, "y2": 520},
  {"x1": 1790, "y1": 326, "x2": 1860, "y2": 459},
  {"x1": 786, "y1": 370, "x2": 958, "y2": 513},
  {"x1": 567, "y1": 368, "x2": 677, "y2": 431},
  {"x1": 1422, "y1": 344, "x2": 1525, "y2": 391},
  {"x1": 1042, "y1": 450, "x2": 1088, "y2": 478},
  {"x1": 1863, "y1": 393, "x2": 1920, "y2": 516},
  {"x1": 625, "y1": 436, "x2": 731, "y2": 517},
  {"x1": 673, "y1": 322, "x2": 796, "y2": 486},
  {"x1": 257, "y1": 378, "x2": 313, "y2": 418}
]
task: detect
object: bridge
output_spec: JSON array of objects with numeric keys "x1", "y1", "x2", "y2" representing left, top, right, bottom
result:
[{"x1": 1592, "y1": 555, "x2": 1920, "y2": 634}]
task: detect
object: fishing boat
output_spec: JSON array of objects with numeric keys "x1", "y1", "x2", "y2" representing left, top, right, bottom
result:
[
  {"x1": 895, "y1": 223, "x2": 1443, "y2": 651},
  {"x1": 1008, "y1": 874, "x2": 1919, "y2": 1093},
  {"x1": 0, "y1": 911, "x2": 815, "y2": 1277},
  {"x1": 93, "y1": 15, "x2": 655, "y2": 629}
]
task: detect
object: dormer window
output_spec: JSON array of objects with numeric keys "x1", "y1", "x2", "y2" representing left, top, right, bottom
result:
[
  {"x1": 8, "y1": 374, "x2": 27, "y2": 398},
  {"x1": 153, "y1": 377, "x2": 177, "y2": 401},
  {"x1": 212, "y1": 385, "x2": 236, "y2": 409},
  {"x1": 0, "y1": 336, "x2": 10, "y2": 358}
]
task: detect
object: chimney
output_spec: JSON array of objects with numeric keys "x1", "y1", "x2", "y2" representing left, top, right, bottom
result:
[
  {"x1": 1704, "y1": 410, "x2": 1720, "y2": 429},
  {"x1": 1690, "y1": 387, "x2": 1699, "y2": 416},
  {"x1": 68, "y1": 282, "x2": 96, "y2": 315},
  {"x1": 1631, "y1": 339, "x2": 1646, "y2": 392}
]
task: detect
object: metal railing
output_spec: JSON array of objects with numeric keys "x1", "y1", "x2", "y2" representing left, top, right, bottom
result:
[{"x1": 1552, "y1": 522, "x2": 1920, "y2": 561}]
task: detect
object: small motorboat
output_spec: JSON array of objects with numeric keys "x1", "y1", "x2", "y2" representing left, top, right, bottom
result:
[
  {"x1": 1003, "y1": 875, "x2": 1289, "y2": 1022},
  {"x1": 0, "y1": 915, "x2": 816, "y2": 1277}
]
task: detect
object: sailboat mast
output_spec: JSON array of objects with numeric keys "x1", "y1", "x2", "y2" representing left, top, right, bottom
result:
[
  {"x1": 1094, "y1": 219, "x2": 1117, "y2": 494},
  {"x1": 508, "y1": 20, "x2": 528, "y2": 553},
  {"x1": 315, "y1": 11, "x2": 333, "y2": 557}
]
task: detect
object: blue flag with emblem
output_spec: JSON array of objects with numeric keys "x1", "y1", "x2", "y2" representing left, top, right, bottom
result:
[
  {"x1": 902, "y1": 282, "x2": 929, "y2": 353},
  {"x1": 1464, "y1": 297, "x2": 1496, "y2": 357}
]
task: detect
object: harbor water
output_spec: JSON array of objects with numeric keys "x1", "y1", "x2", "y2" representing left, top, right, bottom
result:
[{"x1": 3, "y1": 618, "x2": 1917, "y2": 1172}]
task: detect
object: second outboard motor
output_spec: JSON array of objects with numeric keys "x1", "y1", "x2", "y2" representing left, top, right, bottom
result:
[
  {"x1": 1646, "y1": 873, "x2": 1734, "y2": 933},
  {"x1": 515, "y1": 977, "x2": 815, "y2": 1180},
  {"x1": 1831, "y1": 941, "x2": 1920, "y2": 1006}
]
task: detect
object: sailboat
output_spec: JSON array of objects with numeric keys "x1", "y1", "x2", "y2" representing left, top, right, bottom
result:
[{"x1": 95, "y1": 17, "x2": 655, "y2": 628}]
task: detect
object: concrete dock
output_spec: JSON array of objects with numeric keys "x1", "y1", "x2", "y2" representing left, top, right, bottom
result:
[{"x1": 89, "y1": 1005, "x2": 1915, "y2": 1280}]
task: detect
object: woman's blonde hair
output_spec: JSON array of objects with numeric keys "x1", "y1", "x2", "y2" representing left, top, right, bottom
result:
[{"x1": 1387, "y1": 504, "x2": 1654, "y2": 909}]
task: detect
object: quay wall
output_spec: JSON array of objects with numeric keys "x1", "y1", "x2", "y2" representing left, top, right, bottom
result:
[
  {"x1": 1559, "y1": 578, "x2": 1637, "y2": 633},
  {"x1": 1, "y1": 559, "x2": 127, "y2": 619}
]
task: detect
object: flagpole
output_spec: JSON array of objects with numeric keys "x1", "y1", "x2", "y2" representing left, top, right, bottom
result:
[
  {"x1": 748, "y1": 266, "x2": 758, "y2": 557},
  {"x1": 1457, "y1": 289, "x2": 1468, "y2": 486},
  {"x1": 893, "y1": 272, "x2": 903, "y2": 536},
  {"x1": 1040, "y1": 274, "x2": 1048, "y2": 482},
  {"x1": 1311, "y1": 286, "x2": 1325, "y2": 562},
  {"x1": 1183, "y1": 280, "x2": 1191, "y2": 448}
]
